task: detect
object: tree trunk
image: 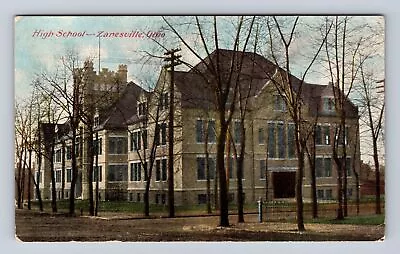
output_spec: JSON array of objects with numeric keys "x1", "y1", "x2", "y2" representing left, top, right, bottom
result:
[
  {"x1": 307, "y1": 130, "x2": 318, "y2": 218},
  {"x1": 310, "y1": 155, "x2": 318, "y2": 218},
  {"x1": 95, "y1": 132, "x2": 99, "y2": 216},
  {"x1": 144, "y1": 177, "x2": 151, "y2": 217},
  {"x1": 86, "y1": 127, "x2": 95, "y2": 216},
  {"x1": 236, "y1": 122, "x2": 246, "y2": 223},
  {"x1": 36, "y1": 124, "x2": 44, "y2": 211},
  {"x1": 27, "y1": 148, "x2": 32, "y2": 210},
  {"x1": 217, "y1": 122, "x2": 229, "y2": 227},
  {"x1": 296, "y1": 148, "x2": 305, "y2": 231},
  {"x1": 373, "y1": 141, "x2": 381, "y2": 214},
  {"x1": 204, "y1": 120, "x2": 212, "y2": 214},
  {"x1": 50, "y1": 141, "x2": 57, "y2": 213},
  {"x1": 61, "y1": 142, "x2": 65, "y2": 199},
  {"x1": 69, "y1": 125, "x2": 78, "y2": 215},
  {"x1": 294, "y1": 121, "x2": 305, "y2": 231}
]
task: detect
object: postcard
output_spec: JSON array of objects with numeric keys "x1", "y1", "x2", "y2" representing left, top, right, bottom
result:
[{"x1": 14, "y1": 15, "x2": 385, "y2": 242}]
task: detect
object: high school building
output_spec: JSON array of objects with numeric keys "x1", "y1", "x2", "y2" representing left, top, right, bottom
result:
[{"x1": 35, "y1": 49, "x2": 360, "y2": 206}]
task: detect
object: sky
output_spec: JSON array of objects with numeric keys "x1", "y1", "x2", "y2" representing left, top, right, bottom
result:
[
  {"x1": 15, "y1": 16, "x2": 174, "y2": 98},
  {"x1": 14, "y1": 15, "x2": 385, "y2": 164},
  {"x1": 15, "y1": 16, "x2": 384, "y2": 98}
]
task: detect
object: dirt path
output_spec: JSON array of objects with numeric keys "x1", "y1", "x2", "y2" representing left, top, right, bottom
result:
[{"x1": 15, "y1": 209, "x2": 384, "y2": 242}]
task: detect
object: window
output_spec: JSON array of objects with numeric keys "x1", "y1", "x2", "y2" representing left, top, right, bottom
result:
[
  {"x1": 108, "y1": 165, "x2": 128, "y2": 181},
  {"x1": 208, "y1": 157, "x2": 216, "y2": 179},
  {"x1": 268, "y1": 123, "x2": 276, "y2": 158},
  {"x1": 161, "y1": 193, "x2": 166, "y2": 205},
  {"x1": 260, "y1": 159, "x2": 266, "y2": 179},
  {"x1": 323, "y1": 126, "x2": 330, "y2": 145},
  {"x1": 138, "y1": 102, "x2": 147, "y2": 116},
  {"x1": 258, "y1": 128, "x2": 264, "y2": 144},
  {"x1": 287, "y1": 124, "x2": 296, "y2": 158},
  {"x1": 66, "y1": 169, "x2": 72, "y2": 183},
  {"x1": 335, "y1": 126, "x2": 349, "y2": 146},
  {"x1": 93, "y1": 166, "x2": 102, "y2": 182},
  {"x1": 316, "y1": 125, "x2": 330, "y2": 145},
  {"x1": 142, "y1": 129, "x2": 148, "y2": 149},
  {"x1": 137, "y1": 193, "x2": 141, "y2": 202},
  {"x1": 228, "y1": 193, "x2": 235, "y2": 203},
  {"x1": 228, "y1": 157, "x2": 234, "y2": 179},
  {"x1": 143, "y1": 162, "x2": 148, "y2": 181},
  {"x1": 55, "y1": 149, "x2": 62, "y2": 163},
  {"x1": 108, "y1": 137, "x2": 127, "y2": 154},
  {"x1": 155, "y1": 124, "x2": 160, "y2": 146},
  {"x1": 161, "y1": 159, "x2": 167, "y2": 181},
  {"x1": 55, "y1": 170, "x2": 62, "y2": 183},
  {"x1": 130, "y1": 131, "x2": 141, "y2": 151},
  {"x1": 277, "y1": 123, "x2": 285, "y2": 158},
  {"x1": 316, "y1": 157, "x2": 332, "y2": 177},
  {"x1": 36, "y1": 171, "x2": 41, "y2": 184},
  {"x1": 326, "y1": 189, "x2": 333, "y2": 199},
  {"x1": 198, "y1": 194, "x2": 207, "y2": 204},
  {"x1": 197, "y1": 157, "x2": 216, "y2": 180},
  {"x1": 66, "y1": 145, "x2": 72, "y2": 160},
  {"x1": 207, "y1": 120, "x2": 216, "y2": 143},
  {"x1": 324, "y1": 158, "x2": 332, "y2": 177},
  {"x1": 323, "y1": 97, "x2": 335, "y2": 112},
  {"x1": 196, "y1": 119, "x2": 204, "y2": 143},
  {"x1": 155, "y1": 193, "x2": 160, "y2": 204},
  {"x1": 156, "y1": 160, "x2": 161, "y2": 181},
  {"x1": 196, "y1": 119, "x2": 216, "y2": 143},
  {"x1": 155, "y1": 159, "x2": 167, "y2": 181},
  {"x1": 130, "y1": 162, "x2": 141, "y2": 181},
  {"x1": 197, "y1": 157, "x2": 206, "y2": 180},
  {"x1": 346, "y1": 157, "x2": 352, "y2": 176},
  {"x1": 347, "y1": 188, "x2": 353, "y2": 197},
  {"x1": 274, "y1": 95, "x2": 287, "y2": 111},
  {"x1": 315, "y1": 125, "x2": 322, "y2": 145},
  {"x1": 94, "y1": 116, "x2": 99, "y2": 127},
  {"x1": 317, "y1": 189, "x2": 324, "y2": 199},
  {"x1": 234, "y1": 121, "x2": 241, "y2": 143},
  {"x1": 318, "y1": 189, "x2": 332, "y2": 200},
  {"x1": 94, "y1": 138, "x2": 102, "y2": 155},
  {"x1": 161, "y1": 123, "x2": 167, "y2": 145},
  {"x1": 343, "y1": 127, "x2": 349, "y2": 145},
  {"x1": 154, "y1": 123, "x2": 167, "y2": 146},
  {"x1": 75, "y1": 140, "x2": 80, "y2": 158},
  {"x1": 160, "y1": 93, "x2": 169, "y2": 110}
]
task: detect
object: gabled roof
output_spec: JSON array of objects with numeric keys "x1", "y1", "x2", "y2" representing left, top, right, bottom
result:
[
  {"x1": 96, "y1": 81, "x2": 147, "y2": 130},
  {"x1": 172, "y1": 48, "x2": 358, "y2": 118},
  {"x1": 174, "y1": 49, "x2": 277, "y2": 109}
]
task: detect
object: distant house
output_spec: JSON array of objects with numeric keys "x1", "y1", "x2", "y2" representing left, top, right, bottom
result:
[{"x1": 36, "y1": 49, "x2": 361, "y2": 205}]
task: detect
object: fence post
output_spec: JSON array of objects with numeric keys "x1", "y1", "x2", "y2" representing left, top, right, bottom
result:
[{"x1": 257, "y1": 197, "x2": 263, "y2": 223}]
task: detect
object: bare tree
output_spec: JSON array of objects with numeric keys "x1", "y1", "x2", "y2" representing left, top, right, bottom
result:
[
  {"x1": 162, "y1": 15, "x2": 257, "y2": 227},
  {"x1": 261, "y1": 16, "x2": 332, "y2": 231},
  {"x1": 357, "y1": 68, "x2": 384, "y2": 214},
  {"x1": 322, "y1": 16, "x2": 383, "y2": 218}
]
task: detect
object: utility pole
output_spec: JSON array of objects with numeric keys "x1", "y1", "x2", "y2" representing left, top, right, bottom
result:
[
  {"x1": 95, "y1": 36, "x2": 101, "y2": 217},
  {"x1": 164, "y1": 48, "x2": 181, "y2": 218},
  {"x1": 95, "y1": 131, "x2": 99, "y2": 216}
]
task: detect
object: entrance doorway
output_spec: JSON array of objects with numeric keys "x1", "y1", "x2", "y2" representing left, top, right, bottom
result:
[{"x1": 272, "y1": 171, "x2": 295, "y2": 198}]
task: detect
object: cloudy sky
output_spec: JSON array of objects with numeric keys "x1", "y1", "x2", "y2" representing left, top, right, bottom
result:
[
  {"x1": 15, "y1": 16, "x2": 384, "y2": 100},
  {"x1": 15, "y1": 16, "x2": 176, "y2": 98}
]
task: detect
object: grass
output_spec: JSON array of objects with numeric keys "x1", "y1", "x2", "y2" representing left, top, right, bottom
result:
[{"x1": 308, "y1": 214, "x2": 385, "y2": 225}]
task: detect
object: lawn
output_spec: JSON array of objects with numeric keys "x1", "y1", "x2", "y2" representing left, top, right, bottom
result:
[{"x1": 308, "y1": 214, "x2": 385, "y2": 225}]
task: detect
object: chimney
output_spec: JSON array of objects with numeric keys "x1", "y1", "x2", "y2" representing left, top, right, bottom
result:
[{"x1": 118, "y1": 64, "x2": 128, "y2": 84}]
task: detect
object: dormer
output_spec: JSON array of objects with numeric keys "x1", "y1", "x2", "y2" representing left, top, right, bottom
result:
[{"x1": 322, "y1": 96, "x2": 335, "y2": 113}]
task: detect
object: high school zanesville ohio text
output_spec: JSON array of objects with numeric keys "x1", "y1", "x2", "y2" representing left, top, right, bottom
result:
[{"x1": 31, "y1": 29, "x2": 165, "y2": 39}]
